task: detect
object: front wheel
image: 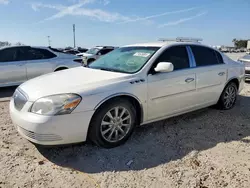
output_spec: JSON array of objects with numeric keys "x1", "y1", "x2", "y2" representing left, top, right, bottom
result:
[
  {"x1": 217, "y1": 82, "x2": 238, "y2": 110},
  {"x1": 88, "y1": 99, "x2": 136, "y2": 148}
]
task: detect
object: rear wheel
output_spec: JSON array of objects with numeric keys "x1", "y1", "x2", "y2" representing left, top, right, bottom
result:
[
  {"x1": 217, "y1": 82, "x2": 238, "y2": 110},
  {"x1": 88, "y1": 99, "x2": 136, "y2": 148}
]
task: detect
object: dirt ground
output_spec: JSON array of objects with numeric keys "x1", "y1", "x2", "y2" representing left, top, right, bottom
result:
[{"x1": 0, "y1": 82, "x2": 250, "y2": 188}]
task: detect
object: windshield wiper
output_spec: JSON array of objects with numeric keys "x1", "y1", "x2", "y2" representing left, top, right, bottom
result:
[
  {"x1": 89, "y1": 66, "x2": 130, "y2": 74},
  {"x1": 99, "y1": 67, "x2": 121, "y2": 73}
]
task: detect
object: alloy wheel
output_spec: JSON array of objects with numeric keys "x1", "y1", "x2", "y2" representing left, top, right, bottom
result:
[
  {"x1": 100, "y1": 106, "x2": 132, "y2": 143},
  {"x1": 223, "y1": 85, "x2": 237, "y2": 109}
]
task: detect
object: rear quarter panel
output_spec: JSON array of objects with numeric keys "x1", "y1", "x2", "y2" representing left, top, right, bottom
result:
[
  {"x1": 51, "y1": 58, "x2": 81, "y2": 71},
  {"x1": 223, "y1": 54, "x2": 245, "y2": 92}
]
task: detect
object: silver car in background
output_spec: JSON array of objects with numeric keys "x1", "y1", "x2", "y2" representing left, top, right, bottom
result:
[
  {"x1": 0, "y1": 46, "x2": 82, "y2": 87},
  {"x1": 238, "y1": 54, "x2": 250, "y2": 80}
]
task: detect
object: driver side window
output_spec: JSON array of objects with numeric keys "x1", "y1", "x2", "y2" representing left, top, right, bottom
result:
[{"x1": 154, "y1": 46, "x2": 190, "y2": 71}]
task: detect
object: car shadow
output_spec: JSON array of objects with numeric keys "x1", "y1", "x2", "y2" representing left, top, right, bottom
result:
[
  {"x1": 0, "y1": 86, "x2": 17, "y2": 98},
  {"x1": 36, "y1": 93, "x2": 250, "y2": 173}
]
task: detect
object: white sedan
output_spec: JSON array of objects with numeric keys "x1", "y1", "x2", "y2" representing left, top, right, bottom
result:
[
  {"x1": 10, "y1": 39, "x2": 245, "y2": 148},
  {"x1": 0, "y1": 46, "x2": 81, "y2": 87}
]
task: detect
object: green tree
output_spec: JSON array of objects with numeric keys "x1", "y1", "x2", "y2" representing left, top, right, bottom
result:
[
  {"x1": 232, "y1": 39, "x2": 248, "y2": 48},
  {"x1": 0, "y1": 41, "x2": 11, "y2": 47}
]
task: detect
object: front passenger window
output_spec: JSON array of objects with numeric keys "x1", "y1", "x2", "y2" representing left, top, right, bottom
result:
[{"x1": 155, "y1": 46, "x2": 190, "y2": 71}]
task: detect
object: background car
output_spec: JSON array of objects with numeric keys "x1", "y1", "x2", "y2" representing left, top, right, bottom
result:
[
  {"x1": 0, "y1": 45, "x2": 82, "y2": 87},
  {"x1": 63, "y1": 49, "x2": 80, "y2": 55},
  {"x1": 238, "y1": 54, "x2": 250, "y2": 79},
  {"x1": 63, "y1": 47, "x2": 88, "y2": 55},
  {"x1": 77, "y1": 47, "x2": 88, "y2": 53},
  {"x1": 77, "y1": 46, "x2": 116, "y2": 65}
]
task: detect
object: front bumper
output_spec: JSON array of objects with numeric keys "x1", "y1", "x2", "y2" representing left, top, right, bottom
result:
[{"x1": 9, "y1": 99, "x2": 95, "y2": 145}]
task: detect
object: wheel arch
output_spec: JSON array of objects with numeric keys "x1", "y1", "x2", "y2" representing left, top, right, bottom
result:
[
  {"x1": 54, "y1": 66, "x2": 68, "y2": 71},
  {"x1": 225, "y1": 77, "x2": 239, "y2": 89},
  {"x1": 94, "y1": 93, "x2": 144, "y2": 125}
]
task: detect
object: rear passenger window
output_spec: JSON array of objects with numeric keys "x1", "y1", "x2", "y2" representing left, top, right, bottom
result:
[
  {"x1": 32, "y1": 48, "x2": 57, "y2": 59},
  {"x1": 18, "y1": 48, "x2": 57, "y2": 61},
  {"x1": 156, "y1": 46, "x2": 189, "y2": 70},
  {"x1": 0, "y1": 48, "x2": 18, "y2": 62},
  {"x1": 214, "y1": 51, "x2": 224, "y2": 64},
  {"x1": 191, "y1": 46, "x2": 223, "y2": 66}
]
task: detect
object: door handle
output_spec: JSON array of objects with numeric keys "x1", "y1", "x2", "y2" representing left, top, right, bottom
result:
[
  {"x1": 185, "y1": 78, "x2": 194, "y2": 83},
  {"x1": 218, "y1": 72, "x2": 225, "y2": 76}
]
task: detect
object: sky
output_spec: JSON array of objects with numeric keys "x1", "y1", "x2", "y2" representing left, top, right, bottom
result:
[{"x1": 0, "y1": 0, "x2": 249, "y2": 48}]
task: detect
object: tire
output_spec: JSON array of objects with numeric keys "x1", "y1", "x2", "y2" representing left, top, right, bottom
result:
[
  {"x1": 88, "y1": 98, "x2": 136, "y2": 148},
  {"x1": 216, "y1": 82, "x2": 238, "y2": 110}
]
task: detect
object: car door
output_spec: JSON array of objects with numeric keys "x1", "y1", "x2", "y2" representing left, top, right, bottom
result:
[
  {"x1": 147, "y1": 45, "x2": 197, "y2": 121},
  {"x1": 189, "y1": 45, "x2": 227, "y2": 105},
  {"x1": 19, "y1": 47, "x2": 57, "y2": 80},
  {"x1": 0, "y1": 47, "x2": 27, "y2": 86}
]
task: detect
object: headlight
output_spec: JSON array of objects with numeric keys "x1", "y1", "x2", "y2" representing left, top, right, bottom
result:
[{"x1": 30, "y1": 94, "x2": 81, "y2": 116}]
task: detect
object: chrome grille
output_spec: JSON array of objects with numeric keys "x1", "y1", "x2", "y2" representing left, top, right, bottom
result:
[
  {"x1": 13, "y1": 89, "x2": 28, "y2": 111},
  {"x1": 17, "y1": 126, "x2": 62, "y2": 141}
]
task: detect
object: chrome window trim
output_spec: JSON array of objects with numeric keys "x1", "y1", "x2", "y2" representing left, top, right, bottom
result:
[{"x1": 186, "y1": 46, "x2": 196, "y2": 68}]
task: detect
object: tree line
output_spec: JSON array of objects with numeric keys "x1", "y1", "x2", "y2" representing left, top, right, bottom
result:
[
  {"x1": 0, "y1": 41, "x2": 24, "y2": 47},
  {"x1": 232, "y1": 39, "x2": 249, "y2": 48}
]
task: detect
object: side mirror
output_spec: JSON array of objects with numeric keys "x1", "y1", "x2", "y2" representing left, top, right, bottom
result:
[{"x1": 154, "y1": 62, "x2": 174, "y2": 73}]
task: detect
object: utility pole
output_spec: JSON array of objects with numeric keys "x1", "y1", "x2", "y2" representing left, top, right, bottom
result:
[
  {"x1": 47, "y1": 36, "x2": 51, "y2": 47},
  {"x1": 73, "y1": 24, "x2": 76, "y2": 48}
]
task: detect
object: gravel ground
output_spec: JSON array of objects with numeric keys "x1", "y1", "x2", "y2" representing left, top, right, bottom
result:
[
  {"x1": 0, "y1": 83, "x2": 250, "y2": 188},
  {"x1": 0, "y1": 53, "x2": 250, "y2": 188}
]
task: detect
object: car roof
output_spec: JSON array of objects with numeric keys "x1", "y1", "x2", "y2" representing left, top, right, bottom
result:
[
  {"x1": 0, "y1": 45, "x2": 51, "y2": 50},
  {"x1": 0, "y1": 45, "x2": 30, "y2": 50},
  {"x1": 94, "y1": 46, "x2": 115, "y2": 49},
  {"x1": 124, "y1": 41, "x2": 206, "y2": 48}
]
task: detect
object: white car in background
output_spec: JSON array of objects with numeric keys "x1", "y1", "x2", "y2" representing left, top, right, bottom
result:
[
  {"x1": 238, "y1": 54, "x2": 250, "y2": 79},
  {"x1": 10, "y1": 38, "x2": 245, "y2": 148},
  {"x1": 76, "y1": 46, "x2": 115, "y2": 65},
  {"x1": 0, "y1": 46, "x2": 81, "y2": 87}
]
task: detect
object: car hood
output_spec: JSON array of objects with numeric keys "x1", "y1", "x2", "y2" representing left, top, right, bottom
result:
[{"x1": 19, "y1": 67, "x2": 129, "y2": 101}]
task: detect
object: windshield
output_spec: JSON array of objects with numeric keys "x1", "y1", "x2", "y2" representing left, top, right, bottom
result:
[
  {"x1": 89, "y1": 46, "x2": 159, "y2": 73},
  {"x1": 86, "y1": 48, "x2": 100, "y2": 55}
]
